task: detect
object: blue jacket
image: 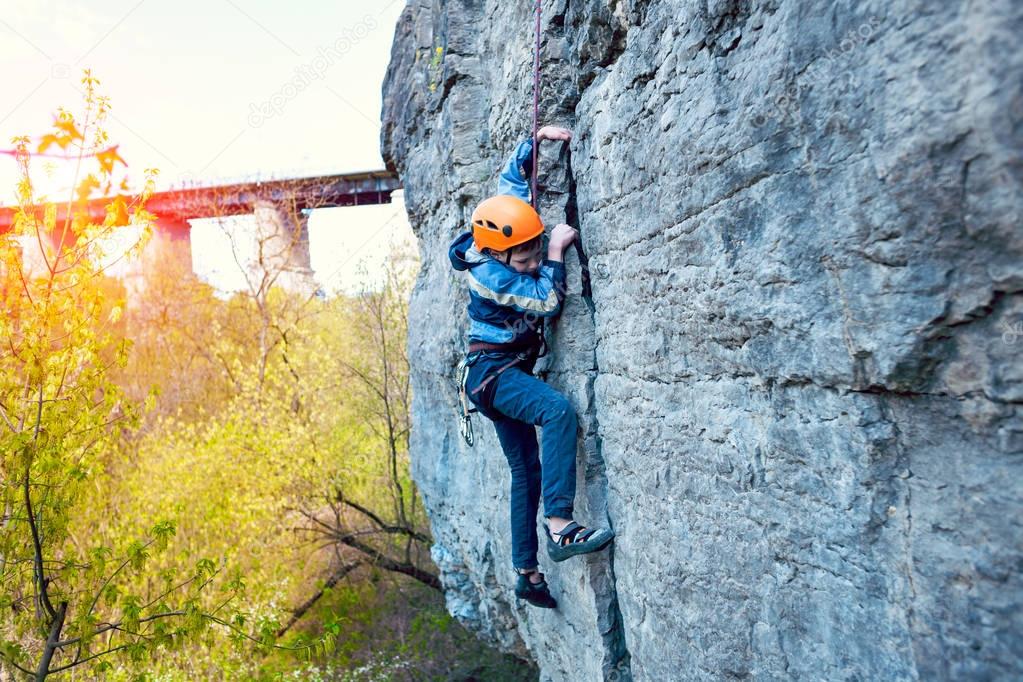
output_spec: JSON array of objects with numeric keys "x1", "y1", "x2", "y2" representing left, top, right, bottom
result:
[{"x1": 448, "y1": 138, "x2": 566, "y2": 346}]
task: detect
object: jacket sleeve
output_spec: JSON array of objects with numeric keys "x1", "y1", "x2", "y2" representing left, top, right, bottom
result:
[
  {"x1": 467, "y1": 259, "x2": 567, "y2": 317},
  {"x1": 497, "y1": 138, "x2": 534, "y2": 202}
]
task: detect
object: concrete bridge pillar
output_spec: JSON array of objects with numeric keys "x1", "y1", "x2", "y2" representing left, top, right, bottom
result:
[
  {"x1": 7, "y1": 219, "x2": 81, "y2": 280},
  {"x1": 152, "y1": 216, "x2": 193, "y2": 265},
  {"x1": 12, "y1": 232, "x2": 49, "y2": 280},
  {"x1": 119, "y1": 216, "x2": 193, "y2": 307},
  {"x1": 251, "y1": 200, "x2": 318, "y2": 296}
]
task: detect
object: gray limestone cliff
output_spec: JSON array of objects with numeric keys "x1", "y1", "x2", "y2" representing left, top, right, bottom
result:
[{"x1": 379, "y1": 1, "x2": 1023, "y2": 679}]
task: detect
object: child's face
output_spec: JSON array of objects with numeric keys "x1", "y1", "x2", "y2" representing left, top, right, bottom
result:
[{"x1": 506, "y1": 241, "x2": 543, "y2": 275}]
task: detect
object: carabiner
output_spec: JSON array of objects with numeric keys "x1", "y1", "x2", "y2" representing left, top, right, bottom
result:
[{"x1": 456, "y1": 356, "x2": 478, "y2": 447}]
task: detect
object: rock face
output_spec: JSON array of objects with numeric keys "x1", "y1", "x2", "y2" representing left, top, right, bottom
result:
[{"x1": 380, "y1": 1, "x2": 1023, "y2": 679}]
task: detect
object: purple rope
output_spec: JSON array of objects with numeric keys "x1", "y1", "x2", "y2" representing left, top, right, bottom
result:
[{"x1": 531, "y1": 0, "x2": 541, "y2": 208}]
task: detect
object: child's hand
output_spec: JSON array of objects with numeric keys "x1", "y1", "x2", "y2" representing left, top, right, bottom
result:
[
  {"x1": 537, "y1": 126, "x2": 573, "y2": 142},
  {"x1": 549, "y1": 223, "x2": 578, "y2": 256}
]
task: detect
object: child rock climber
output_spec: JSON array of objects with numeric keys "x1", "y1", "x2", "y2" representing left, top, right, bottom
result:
[{"x1": 448, "y1": 125, "x2": 614, "y2": 609}]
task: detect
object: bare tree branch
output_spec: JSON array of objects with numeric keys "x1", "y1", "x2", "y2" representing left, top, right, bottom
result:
[{"x1": 276, "y1": 560, "x2": 361, "y2": 637}]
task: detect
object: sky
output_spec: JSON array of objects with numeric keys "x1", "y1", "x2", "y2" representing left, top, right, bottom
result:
[{"x1": 0, "y1": 0, "x2": 411, "y2": 293}]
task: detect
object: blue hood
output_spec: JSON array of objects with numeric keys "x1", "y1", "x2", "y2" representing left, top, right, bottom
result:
[{"x1": 448, "y1": 230, "x2": 480, "y2": 272}]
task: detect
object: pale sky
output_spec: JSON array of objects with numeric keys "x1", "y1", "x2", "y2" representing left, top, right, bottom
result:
[{"x1": 0, "y1": 0, "x2": 411, "y2": 293}]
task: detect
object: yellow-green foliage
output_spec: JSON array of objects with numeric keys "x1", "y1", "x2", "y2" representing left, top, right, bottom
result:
[
  {"x1": 1, "y1": 74, "x2": 527, "y2": 682},
  {"x1": 0, "y1": 74, "x2": 222, "y2": 681},
  {"x1": 0, "y1": 76, "x2": 411, "y2": 680},
  {"x1": 69, "y1": 246, "x2": 424, "y2": 678}
]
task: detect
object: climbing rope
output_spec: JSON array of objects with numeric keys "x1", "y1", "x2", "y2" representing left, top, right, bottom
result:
[{"x1": 531, "y1": 0, "x2": 541, "y2": 208}]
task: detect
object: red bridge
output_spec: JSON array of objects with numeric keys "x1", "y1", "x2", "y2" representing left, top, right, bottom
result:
[
  {"x1": 2, "y1": 170, "x2": 403, "y2": 295},
  {"x1": 0, "y1": 170, "x2": 402, "y2": 235}
]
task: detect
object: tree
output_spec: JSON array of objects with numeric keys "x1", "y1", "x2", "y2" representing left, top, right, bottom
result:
[
  {"x1": 0, "y1": 73, "x2": 303, "y2": 681},
  {"x1": 78, "y1": 177, "x2": 424, "y2": 675},
  {"x1": 124, "y1": 174, "x2": 436, "y2": 640},
  {"x1": 284, "y1": 249, "x2": 437, "y2": 635}
]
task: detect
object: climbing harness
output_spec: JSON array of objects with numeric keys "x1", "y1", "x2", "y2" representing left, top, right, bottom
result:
[
  {"x1": 469, "y1": 351, "x2": 531, "y2": 397},
  {"x1": 456, "y1": 348, "x2": 536, "y2": 447}
]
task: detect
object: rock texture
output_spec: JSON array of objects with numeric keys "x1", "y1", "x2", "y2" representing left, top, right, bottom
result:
[{"x1": 380, "y1": 1, "x2": 1023, "y2": 679}]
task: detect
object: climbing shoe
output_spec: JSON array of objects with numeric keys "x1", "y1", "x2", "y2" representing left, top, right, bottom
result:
[
  {"x1": 515, "y1": 571, "x2": 557, "y2": 609},
  {"x1": 545, "y1": 521, "x2": 615, "y2": 562}
]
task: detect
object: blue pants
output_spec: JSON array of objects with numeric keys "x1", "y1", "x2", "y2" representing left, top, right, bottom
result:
[{"x1": 466, "y1": 352, "x2": 578, "y2": 570}]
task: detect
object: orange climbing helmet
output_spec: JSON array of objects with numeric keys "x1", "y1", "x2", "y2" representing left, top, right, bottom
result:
[{"x1": 470, "y1": 195, "x2": 544, "y2": 252}]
